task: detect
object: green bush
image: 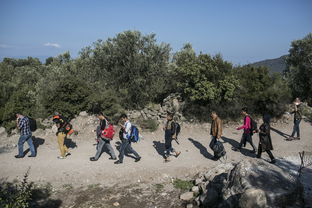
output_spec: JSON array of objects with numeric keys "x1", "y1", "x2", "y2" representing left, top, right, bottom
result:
[
  {"x1": 138, "y1": 119, "x2": 159, "y2": 132},
  {"x1": 172, "y1": 179, "x2": 193, "y2": 191}
]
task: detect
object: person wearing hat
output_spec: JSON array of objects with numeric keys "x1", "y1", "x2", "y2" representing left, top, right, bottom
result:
[{"x1": 289, "y1": 98, "x2": 302, "y2": 140}]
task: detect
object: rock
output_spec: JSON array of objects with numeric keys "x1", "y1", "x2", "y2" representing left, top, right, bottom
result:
[
  {"x1": 113, "y1": 202, "x2": 120, "y2": 207},
  {"x1": 180, "y1": 192, "x2": 194, "y2": 201},
  {"x1": 239, "y1": 188, "x2": 267, "y2": 208},
  {"x1": 79, "y1": 111, "x2": 88, "y2": 117},
  {"x1": 186, "y1": 203, "x2": 193, "y2": 208},
  {"x1": 191, "y1": 186, "x2": 199, "y2": 194},
  {"x1": 195, "y1": 178, "x2": 203, "y2": 185},
  {"x1": 0, "y1": 127, "x2": 7, "y2": 138},
  {"x1": 52, "y1": 125, "x2": 58, "y2": 133}
]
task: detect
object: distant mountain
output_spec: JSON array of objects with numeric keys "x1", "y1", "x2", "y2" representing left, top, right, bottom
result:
[{"x1": 249, "y1": 55, "x2": 288, "y2": 73}]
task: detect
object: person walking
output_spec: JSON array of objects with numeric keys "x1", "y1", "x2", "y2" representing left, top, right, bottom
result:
[
  {"x1": 114, "y1": 114, "x2": 141, "y2": 164},
  {"x1": 163, "y1": 112, "x2": 181, "y2": 162},
  {"x1": 53, "y1": 113, "x2": 70, "y2": 159},
  {"x1": 15, "y1": 113, "x2": 36, "y2": 158},
  {"x1": 257, "y1": 114, "x2": 276, "y2": 163},
  {"x1": 90, "y1": 112, "x2": 117, "y2": 161},
  {"x1": 209, "y1": 111, "x2": 225, "y2": 160},
  {"x1": 289, "y1": 98, "x2": 302, "y2": 140},
  {"x1": 236, "y1": 107, "x2": 257, "y2": 153}
]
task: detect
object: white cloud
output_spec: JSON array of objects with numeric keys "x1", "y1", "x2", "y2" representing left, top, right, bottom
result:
[
  {"x1": 44, "y1": 42, "x2": 61, "y2": 48},
  {"x1": 0, "y1": 44, "x2": 12, "y2": 48}
]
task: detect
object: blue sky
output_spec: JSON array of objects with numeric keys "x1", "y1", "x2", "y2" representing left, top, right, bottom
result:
[{"x1": 0, "y1": 0, "x2": 311, "y2": 64}]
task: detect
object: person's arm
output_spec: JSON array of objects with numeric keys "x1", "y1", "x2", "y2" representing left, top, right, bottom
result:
[
  {"x1": 217, "y1": 119, "x2": 222, "y2": 139},
  {"x1": 18, "y1": 118, "x2": 24, "y2": 130},
  {"x1": 100, "y1": 119, "x2": 107, "y2": 130},
  {"x1": 237, "y1": 117, "x2": 250, "y2": 130}
]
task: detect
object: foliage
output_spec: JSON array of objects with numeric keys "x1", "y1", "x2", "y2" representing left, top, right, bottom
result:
[
  {"x1": 138, "y1": 119, "x2": 159, "y2": 132},
  {"x1": 286, "y1": 33, "x2": 312, "y2": 105},
  {"x1": 172, "y1": 179, "x2": 193, "y2": 191},
  {"x1": 0, "y1": 169, "x2": 33, "y2": 208}
]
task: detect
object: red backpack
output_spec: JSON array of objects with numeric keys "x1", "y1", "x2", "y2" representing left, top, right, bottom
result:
[{"x1": 101, "y1": 121, "x2": 115, "y2": 140}]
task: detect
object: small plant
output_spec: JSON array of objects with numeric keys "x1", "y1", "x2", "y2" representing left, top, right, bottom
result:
[
  {"x1": 0, "y1": 168, "x2": 33, "y2": 208},
  {"x1": 139, "y1": 119, "x2": 159, "y2": 132},
  {"x1": 153, "y1": 183, "x2": 164, "y2": 193},
  {"x1": 62, "y1": 184, "x2": 73, "y2": 191},
  {"x1": 172, "y1": 179, "x2": 193, "y2": 191}
]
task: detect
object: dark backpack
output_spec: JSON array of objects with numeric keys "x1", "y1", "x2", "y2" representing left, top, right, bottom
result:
[
  {"x1": 212, "y1": 140, "x2": 226, "y2": 158},
  {"x1": 174, "y1": 122, "x2": 181, "y2": 137},
  {"x1": 248, "y1": 116, "x2": 258, "y2": 135},
  {"x1": 27, "y1": 117, "x2": 37, "y2": 132}
]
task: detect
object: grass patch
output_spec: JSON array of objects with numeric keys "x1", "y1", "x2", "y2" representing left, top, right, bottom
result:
[
  {"x1": 153, "y1": 183, "x2": 164, "y2": 192},
  {"x1": 138, "y1": 119, "x2": 159, "y2": 132},
  {"x1": 172, "y1": 179, "x2": 193, "y2": 191},
  {"x1": 62, "y1": 184, "x2": 73, "y2": 191}
]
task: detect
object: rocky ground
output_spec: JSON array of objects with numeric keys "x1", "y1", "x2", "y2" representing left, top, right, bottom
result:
[{"x1": 0, "y1": 112, "x2": 311, "y2": 208}]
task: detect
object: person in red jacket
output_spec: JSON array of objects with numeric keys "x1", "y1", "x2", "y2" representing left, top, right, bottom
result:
[{"x1": 236, "y1": 107, "x2": 256, "y2": 153}]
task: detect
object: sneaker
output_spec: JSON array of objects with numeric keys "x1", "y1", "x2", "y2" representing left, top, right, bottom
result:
[
  {"x1": 15, "y1": 155, "x2": 24, "y2": 159},
  {"x1": 57, "y1": 156, "x2": 65, "y2": 159},
  {"x1": 28, "y1": 155, "x2": 36, "y2": 158},
  {"x1": 286, "y1": 136, "x2": 294, "y2": 141},
  {"x1": 114, "y1": 160, "x2": 123, "y2": 164},
  {"x1": 135, "y1": 157, "x2": 141, "y2": 162},
  {"x1": 164, "y1": 158, "x2": 170, "y2": 163},
  {"x1": 175, "y1": 151, "x2": 181, "y2": 158},
  {"x1": 89, "y1": 157, "x2": 97, "y2": 161},
  {"x1": 65, "y1": 152, "x2": 71, "y2": 157},
  {"x1": 295, "y1": 137, "x2": 300, "y2": 140}
]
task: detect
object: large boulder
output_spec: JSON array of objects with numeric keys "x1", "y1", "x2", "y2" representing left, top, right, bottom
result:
[{"x1": 195, "y1": 159, "x2": 303, "y2": 208}]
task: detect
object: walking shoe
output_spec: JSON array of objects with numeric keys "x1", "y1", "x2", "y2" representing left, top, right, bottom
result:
[
  {"x1": 57, "y1": 156, "x2": 65, "y2": 159},
  {"x1": 295, "y1": 137, "x2": 300, "y2": 140},
  {"x1": 270, "y1": 159, "x2": 276, "y2": 164},
  {"x1": 65, "y1": 152, "x2": 71, "y2": 157},
  {"x1": 286, "y1": 136, "x2": 294, "y2": 141},
  {"x1": 109, "y1": 157, "x2": 117, "y2": 160},
  {"x1": 175, "y1": 151, "x2": 181, "y2": 158},
  {"x1": 114, "y1": 160, "x2": 123, "y2": 164},
  {"x1": 15, "y1": 155, "x2": 24, "y2": 159},
  {"x1": 89, "y1": 157, "x2": 97, "y2": 161},
  {"x1": 164, "y1": 158, "x2": 170, "y2": 163},
  {"x1": 135, "y1": 157, "x2": 141, "y2": 162},
  {"x1": 28, "y1": 154, "x2": 36, "y2": 158}
]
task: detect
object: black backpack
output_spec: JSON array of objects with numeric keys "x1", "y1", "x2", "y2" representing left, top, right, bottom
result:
[
  {"x1": 27, "y1": 117, "x2": 37, "y2": 132},
  {"x1": 248, "y1": 116, "x2": 257, "y2": 135},
  {"x1": 174, "y1": 122, "x2": 181, "y2": 137}
]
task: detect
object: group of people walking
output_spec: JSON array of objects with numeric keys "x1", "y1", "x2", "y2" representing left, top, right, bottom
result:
[{"x1": 14, "y1": 98, "x2": 303, "y2": 165}]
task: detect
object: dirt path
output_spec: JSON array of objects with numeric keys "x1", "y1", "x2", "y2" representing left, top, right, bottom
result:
[{"x1": 0, "y1": 120, "x2": 311, "y2": 188}]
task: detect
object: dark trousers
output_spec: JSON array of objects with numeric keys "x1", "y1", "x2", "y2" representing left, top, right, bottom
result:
[
  {"x1": 118, "y1": 139, "x2": 140, "y2": 162},
  {"x1": 164, "y1": 132, "x2": 175, "y2": 158},
  {"x1": 239, "y1": 132, "x2": 256, "y2": 151},
  {"x1": 291, "y1": 119, "x2": 301, "y2": 138},
  {"x1": 257, "y1": 144, "x2": 275, "y2": 161}
]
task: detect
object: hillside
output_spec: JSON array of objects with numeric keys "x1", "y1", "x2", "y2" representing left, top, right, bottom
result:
[{"x1": 249, "y1": 55, "x2": 287, "y2": 73}]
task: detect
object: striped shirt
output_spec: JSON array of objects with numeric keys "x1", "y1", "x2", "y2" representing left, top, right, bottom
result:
[{"x1": 18, "y1": 117, "x2": 32, "y2": 136}]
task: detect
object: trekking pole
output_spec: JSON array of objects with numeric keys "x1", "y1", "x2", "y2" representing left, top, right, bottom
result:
[{"x1": 174, "y1": 138, "x2": 180, "y2": 145}]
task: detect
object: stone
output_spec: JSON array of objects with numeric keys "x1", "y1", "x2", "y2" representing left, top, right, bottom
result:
[
  {"x1": 195, "y1": 178, "x2": 203, "y2": 185},
  {"x1": 191, "y1": 186, "x2": 199, "y2": 194},
  {"x1": 113, "y1": 202, "x2": 120, "y2": 207},
  {"x1": 239, "y1": 188, "x2": 267, "y2": 208},
  {"x1": 79, "y1": 111, "x2": 88, "y2": 117},
  {"x1": 186, "y1": 203, "x2": 193, "y2": 208},
  {"x1": 0, "y1": 127, "x2": 7, "y2": 138},
  {"x1": 180, "y1": 192, "x2": 194, "y2": 201}
]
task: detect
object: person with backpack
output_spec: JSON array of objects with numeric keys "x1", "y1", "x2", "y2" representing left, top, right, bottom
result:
[
  {"x1": 236, "y1": 107, "x2": 257, "y2": 153},
  {"x1": 53, "y1": 113, "x2": 71, "y2": 159},
  {"x1": 114, "y1": 114, "x2": 141, "y2": 164},
  {"x1": 163, "y1": 112, "x2": 181, "y2": 163},
  {"x1": 209, "y1": 111, "x2": 226, "y2": 160},
  {"x1": 90, "y1": 112, "x2": 117, "y2": 161},
  {"x1": 288, "y1": 98, "x2": 302, "y2": 140},
  {"x1": 15, "y1": 113, "x2": 36, "y2": 158},
  {"x1": 257, "y1": 114, "x2": 276, "y2": 164}
]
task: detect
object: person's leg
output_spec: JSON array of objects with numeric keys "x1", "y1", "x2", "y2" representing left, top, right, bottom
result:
[
  {"x1": 118, "y1": 139, "x2": 128, "y2": 163},
  {"x1": 94, "y1": 138, "x2": 105, "y2": 160},
  {"x1": 266, "y1": 150, "x2": 276, "y2": 163},
  {"x1": 296, "y1": 119, "x2": 301, "y2": 138},
  {"x1": 238, "y1": 134, "x2": 246, "y2": 149},
  {"x1": 26, "y1": 135, "x2": 36, "y2": 156},
  {"x1": 257, "y1": 143, "x2": 262, "y2": 158},
  {"x1": 57, "y1": 132, "x2": 66, "y2": 157},
  {"x1": 17, "y1": 135, "x2": 27, "y2": 156},
  {"x1": 104, "y1": 140, "x2": 117, "y2": 159},
  {"x1": 127, "y1": 142, "x2": 140, "y2": 159},
  {"x1": 209, "y1": 136, "x2": 216, "y2": 150},
  {"x1": 291, "y1": 121, "x2": 297, "y2": 137},
  {"x1": 164, "y1": 136, "x2": 171, "y2": 158},
  {"x1": 247, "y1": 134, "x2": 256, "y2": 152}
]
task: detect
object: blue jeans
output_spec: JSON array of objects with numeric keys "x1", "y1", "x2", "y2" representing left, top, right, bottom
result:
[
  {"x1": 18, "y1": 134, "x2": 36, "y2": 156},
  {"x1": 291, "y1": 119, "x2": 301, "y2": 137}
]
